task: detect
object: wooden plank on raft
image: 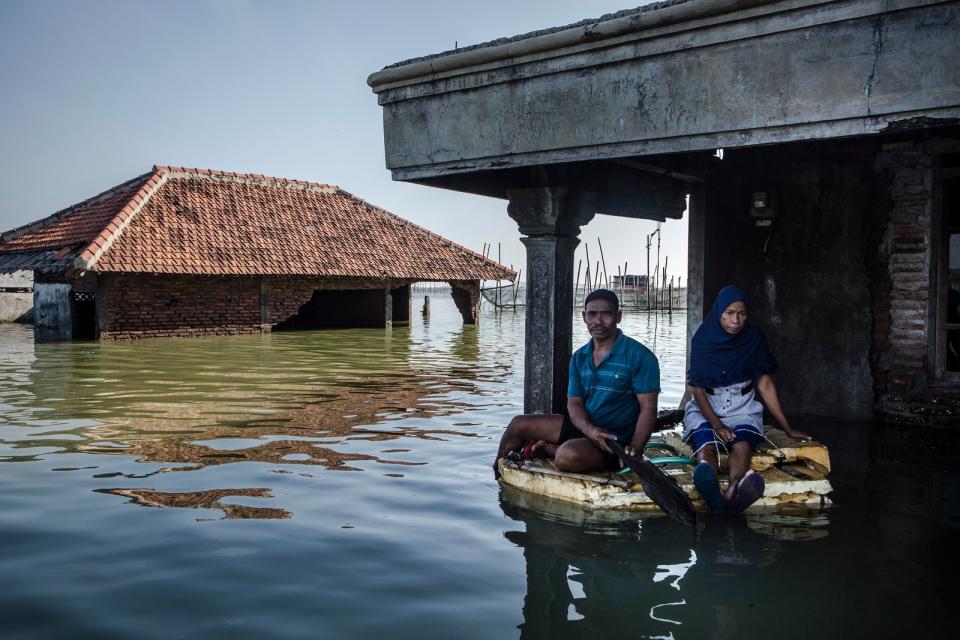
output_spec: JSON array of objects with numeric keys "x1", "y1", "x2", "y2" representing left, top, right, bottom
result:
[{"x1": 663, "y1": 427, "x2": 831, "y2": 474}]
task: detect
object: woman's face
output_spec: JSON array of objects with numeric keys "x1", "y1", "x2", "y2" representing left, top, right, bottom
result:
[{"x1": 720, "y1": 300, "x2": 747, "y2": 334}]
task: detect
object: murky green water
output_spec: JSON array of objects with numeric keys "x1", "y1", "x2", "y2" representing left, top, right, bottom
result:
[{"x1": 0, "y1": 293, "x2": 955, "y2": 638}]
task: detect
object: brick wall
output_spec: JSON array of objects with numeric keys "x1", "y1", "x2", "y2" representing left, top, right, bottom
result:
[
  {"x1": 99, "y1": 274, "x2": 399, "y2": 339},
  {"x1": 874, "y1": 142, "x2": 934, "y2": 395},
  {"x1": 449, "y1": 280, "x2": 479, "y2": 324}
]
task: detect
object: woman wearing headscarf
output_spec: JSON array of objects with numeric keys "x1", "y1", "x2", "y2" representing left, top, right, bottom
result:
[{"x1": 684, "y1": 285, "x2": 809, "y2": 512}]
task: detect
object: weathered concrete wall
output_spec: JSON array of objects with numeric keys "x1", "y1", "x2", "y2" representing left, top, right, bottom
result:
[
  {"x1": 33, "y1": 282, "x2": 71, "y2": 342},
  {"x1": 371, "y1": 0, "x2": 960, "y2": 183},
  {"x1": 0, "y1": 270, "x2": 33, "y2": 323},
  {"x1": 699, "y1": 141, "x2": 881, "y2": 419}
]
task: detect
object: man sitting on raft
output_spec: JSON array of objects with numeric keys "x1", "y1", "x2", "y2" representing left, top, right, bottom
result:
[
  {"x1": 494, "y1": 289, "x2": 660, "y2": 477},
  {"x1": 684, "y1": 284, "x2": 809, "y2": 512}
]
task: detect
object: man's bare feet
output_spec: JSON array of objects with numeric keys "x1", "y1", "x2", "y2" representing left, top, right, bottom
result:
[{"x1": 527, "y1": 440, "x2": 556, "y2": 459}]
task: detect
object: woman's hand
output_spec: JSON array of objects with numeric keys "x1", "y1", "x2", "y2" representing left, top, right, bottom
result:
[
  {"x1": 713, "y1": 422, "x2": 735, "y2": 443},
  {"x1": 784, "y1": 427, "x2": 811, "y2": 441}
]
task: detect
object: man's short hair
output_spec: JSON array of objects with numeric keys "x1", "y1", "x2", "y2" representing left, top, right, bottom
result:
[{"x1": 584, "y1": 288, "x2": 619, "y2": 311}]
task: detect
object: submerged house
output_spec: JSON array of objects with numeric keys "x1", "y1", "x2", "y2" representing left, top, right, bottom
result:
[
  {"x1": 368, "y1": 0, "x2": 960, "y2": 445},
  {"x1": 0, "y1": 165, "x2": 513, "y2": 341}
]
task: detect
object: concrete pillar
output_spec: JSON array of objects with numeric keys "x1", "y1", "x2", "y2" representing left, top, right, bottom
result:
[
  {"x1": 449, "y1": 280, "x2": 479, "y2": 324},
  {"x1": 686, "y1": 186, "x2": 706, "y2": 364},
  {"x1": 259, "y1": 278, "x2": 270, "y2": 332},
  {"x1": 95, "y1": 274, "x2": 108, "y2": 340},
  {"x1": 385, "y1": 288, "x2": 393, "y2": 329},
  {"x1": 507, "y1": 187, "x2": 596, "y2": 414}
]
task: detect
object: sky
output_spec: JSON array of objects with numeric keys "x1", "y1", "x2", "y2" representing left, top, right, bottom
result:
[{"x1": 0, "y1": 0, "x2": 687, "y2": 284}]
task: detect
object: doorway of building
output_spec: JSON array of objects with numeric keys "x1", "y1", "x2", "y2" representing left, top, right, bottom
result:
[
  {"x1": 71, "y1": 291, "x2": 97, "y2": 340},
  {"x1": 936, "y1": 155, "x2": 960, "y2": 379}
]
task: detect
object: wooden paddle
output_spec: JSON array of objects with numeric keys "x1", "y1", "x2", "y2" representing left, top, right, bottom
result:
[{"x1": 607, "y1": 440, "x2": 696, "y2": 527}]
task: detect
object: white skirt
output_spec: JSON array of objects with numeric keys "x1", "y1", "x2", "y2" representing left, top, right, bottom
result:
[{"x1": 683, "y1": 380, "x2": 764, "y2": 436}]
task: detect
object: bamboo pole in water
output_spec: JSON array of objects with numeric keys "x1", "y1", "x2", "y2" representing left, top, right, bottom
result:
[
  {"x1": 479, "y1": 243, "x2": 487, "y2": 311},
  {"x1": 574, "y1": 260, "x2": 582, "y2": 307},
  {"x1": 622, "y1": 261, "x2": 628, "y2": 304},
  {"x1": 617, "y1": 265, "x2": 623, "y2": 308},
  {"x1": 598, "y1": 238, "x2": 609, "y2": 291},
  {"x1": 662, "y1": 256, "x2": 668, "y2": 310},
  {"x1": 513, "y1": 268, "x2": 522, "y2": 308},
  {"x1": 668, "y1": 276, "x2": 674, "y2": 316},
  {"x1": 584, "y1": 245, "x2": 592, "y2": 294},
  {"x1": 645, "y1": 233, "x2": 651, "y2": 313},
  {"x1": 496, "y1": 243, "x2": 502, "y2": 309},
  {"x1": 594, "y1": 261, "x2": 601, "y2": 290}
]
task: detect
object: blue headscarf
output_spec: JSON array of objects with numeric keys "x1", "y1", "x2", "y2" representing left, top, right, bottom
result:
[{"x1": 687, "y1": 285, "x2": 777, "y2": 388}]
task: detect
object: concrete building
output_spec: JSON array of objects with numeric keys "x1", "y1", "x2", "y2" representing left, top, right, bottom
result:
[
  {"x1": 368, "y1": 0, "x2": 960, "y2": 439},
  {"x1": 0, "y1": 269, "x2": 33, "y2": 323},
  {"x1": 0, "y1": 166, "x2": 513, "y2": 341}
]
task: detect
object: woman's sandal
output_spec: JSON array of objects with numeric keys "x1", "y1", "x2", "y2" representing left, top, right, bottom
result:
[
  {"x1": 726, "y1": 469, "x2": 765, "y2": 512},
  {"x1": 693, "y1": 461, "x2": 727, "y2": 512}
]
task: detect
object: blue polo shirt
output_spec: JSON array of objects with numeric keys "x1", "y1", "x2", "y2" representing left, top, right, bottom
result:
[{"x1": 567, "y1": 329, "x2": 660, "y2": 441}]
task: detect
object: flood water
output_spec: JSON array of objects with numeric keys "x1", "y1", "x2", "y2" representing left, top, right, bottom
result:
[{"x1": 0, "y1": 292, "x2": 956, "y2": 639}]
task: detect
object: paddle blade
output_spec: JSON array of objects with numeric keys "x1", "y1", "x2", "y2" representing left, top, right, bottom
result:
[{"x1": 609, "y1": 441, "x2": 696, "y2": 526}]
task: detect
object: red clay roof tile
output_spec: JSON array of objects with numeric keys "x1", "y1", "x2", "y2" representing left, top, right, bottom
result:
[{"x1": 0, "y1": 166, "x2": 514, "y2": 282}]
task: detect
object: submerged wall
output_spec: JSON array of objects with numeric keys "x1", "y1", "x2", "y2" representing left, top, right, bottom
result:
[{"x1": 99, "y1": 275, "x2": 401, "y2": 340}]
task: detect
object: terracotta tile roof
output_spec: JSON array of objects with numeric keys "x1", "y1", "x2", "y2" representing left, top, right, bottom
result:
[
  {"x1": 0, "y1": 166, "x2": 515, "y2": 281},
  {"x1": 0, "y1": 172, "x2": 153, "y2": 273}
]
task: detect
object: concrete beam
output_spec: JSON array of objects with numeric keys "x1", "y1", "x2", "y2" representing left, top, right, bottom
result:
[{"x1": 370, "y1": 0, "x2": 960, "y2": 183}]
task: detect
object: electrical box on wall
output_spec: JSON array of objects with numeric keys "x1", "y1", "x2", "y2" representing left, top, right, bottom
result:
[{"x1": 750, "y1": 189, "x2": 776, "y2": 227}]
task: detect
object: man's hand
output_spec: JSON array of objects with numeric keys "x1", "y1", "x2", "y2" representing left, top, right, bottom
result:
[{"x1": 585, "y1": 425, "x2": 617, "y2": 453}]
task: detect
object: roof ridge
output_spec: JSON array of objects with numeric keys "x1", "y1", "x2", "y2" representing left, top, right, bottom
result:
[
  {"x1": 74, "y1": 166, "x2": 168, "y2": 270},
  {"x1": 0, "y1": 170, "x2": 154, "y2": 245},
  {"x1": 331, "y1": 186, "x2": 516, "y2": 278},
  {"x1": 155, "y1": 165, "x2": 339, "y2": 193}
]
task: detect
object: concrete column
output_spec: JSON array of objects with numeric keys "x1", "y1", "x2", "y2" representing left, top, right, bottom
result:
[
  {"x1": 507, "y1": 187, "x2": 596, "y2": 414},
  {"x1": 259, "y1": 278, "x2": 270, "y2": 332},
  {"x1": 95, "y1": 274, "x2": 108, "y2": 340},
  {"x1": 686, "y1": 186, "x2": 706, "y2": 365},
  {"x1": 384, "y1": 288, "x2": 393, "y2": 329},
  {"x1": 449, "y1": 280, "x2": 479, "y2": 324}
]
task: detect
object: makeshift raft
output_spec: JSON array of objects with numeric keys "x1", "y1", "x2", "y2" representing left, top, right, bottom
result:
[{"x1": 497, "y1": 427, "x2": 832, "y2": 513}]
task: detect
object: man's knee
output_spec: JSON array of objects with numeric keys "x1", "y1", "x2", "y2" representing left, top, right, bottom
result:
[
  {"x1": 554, "y1": 447, "x2": 578, "y2": 472},
  {"x1": 506, "y1": 415, "x2": 529, "y2": 437},
  {"x1": 554, "y1": 444, "x2": 595, "y2": 473}
]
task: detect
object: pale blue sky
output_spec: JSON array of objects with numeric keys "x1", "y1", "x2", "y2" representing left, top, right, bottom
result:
[{"x1": 0, "y1": 0, "x2": 687, "y2": 283}]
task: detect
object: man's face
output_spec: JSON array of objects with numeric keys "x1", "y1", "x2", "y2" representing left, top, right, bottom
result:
[{"x1": 582, "y1": 299, "x2": 620, "y2": 340}]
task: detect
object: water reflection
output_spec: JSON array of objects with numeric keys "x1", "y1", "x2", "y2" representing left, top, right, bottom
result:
[
  {"x1": 5, "y1": 300, "x2": 953, "y2": 638},
  {"x1": 95, "y1": 487, "x2": 292, "y2": 520},
  {"x1": 500, "y1": 486, "x2": 831, "y2": 639},
  {"x1": 0, "y1": 312, "x2": 504, "y2": 519}
]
